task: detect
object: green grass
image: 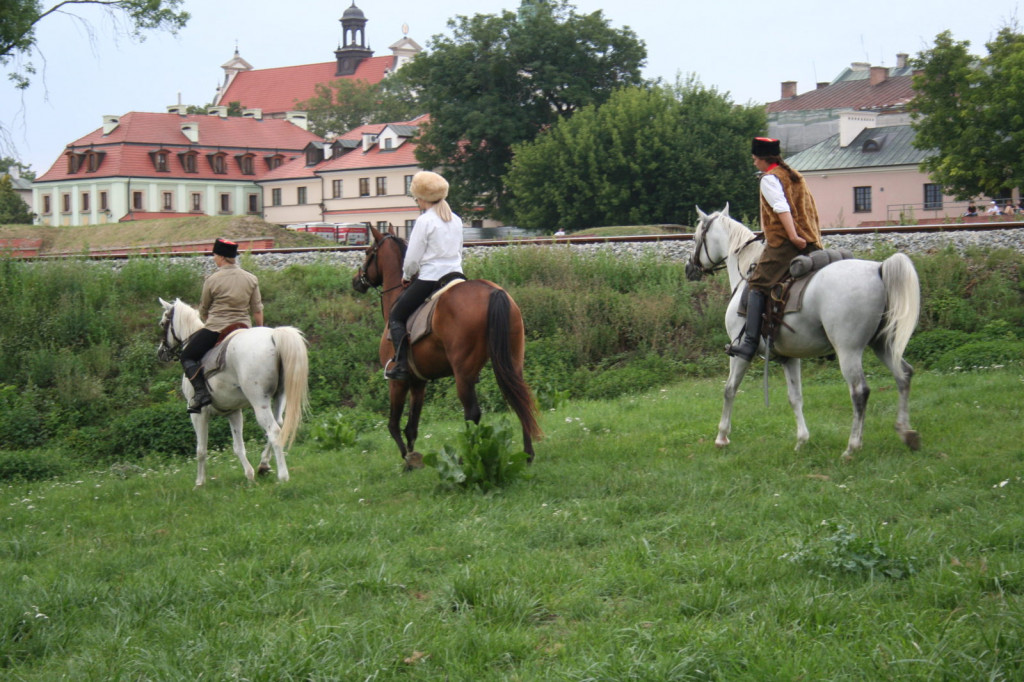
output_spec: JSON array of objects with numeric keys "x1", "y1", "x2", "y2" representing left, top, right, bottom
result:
[{"x1": 3, "y1": 366, "x2": 1022, "y2": 680}]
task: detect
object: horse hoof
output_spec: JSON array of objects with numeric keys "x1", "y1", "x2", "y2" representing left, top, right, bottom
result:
[
  {"x1": 840, "y1": 451, "x2": 854, "y2": 463},
  {"x1": 403, "y1": 452, "x2": 424, "y2": 470},
  {"x1": 257, "y1": 464, "x2": 272, "y2": 476},
  {"x1": 714, "y1": 437, "x2": 729, "y2": 448},
  {"x1": 902, "y1": 430, "x2": 921, "y2": 451}
]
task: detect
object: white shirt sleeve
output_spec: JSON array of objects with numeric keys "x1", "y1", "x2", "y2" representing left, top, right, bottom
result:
[{"x1": 759, "y1": 174, "x2": 791, "y2": 214}]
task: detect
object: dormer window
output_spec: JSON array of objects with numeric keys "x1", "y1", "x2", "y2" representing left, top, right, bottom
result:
[
  {"x1": 384, "y1": 138, "x2": 393, "y2": 150},
  {"x1": 207, "y1": 152, "x2": 228, "y2": 174},
  {"x1": 67, "y1": 153, "x2": 83, "y2": 174},
  {"x1": 305, "y1": 146, "x2": 322, "y2": 166},
  {"x1": 149, "y1": 150, "x2": 171, "y2": 172},
  {"x1": 178, "y1": 151, "x2": 199, "y2": 173},
  {"x1": 84, "y1": 150, "x2": 105, "y2": 172},
  {"x1": 266, "y1": 154, "x2": 284, "y2": 170},
  {"x1": 862, "y1": 137, "x2": 884, "y2": 153},
  {"x1": 236, "y1": 153, "x2": 255, "y2": 175}
]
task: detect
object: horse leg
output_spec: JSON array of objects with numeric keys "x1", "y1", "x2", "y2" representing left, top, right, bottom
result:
[
  {"x1": 386, "y1": 381, "x2": 417, "y2": 469},
  {"x1": 779, "y1": 357, "x2": 810, "y2": 450},
  {"x1": 226, "y1": 410, "x2": 256, "y2": 481},
  {"x1": 871, "y1": 342, "x2": 920, "y2": 451},
  {"x1": 402, "y1": 383, "x2": 427, "y2": 470},
  {"x1": 836, "y1": 349, "x2": 870, "y2": 462},
  {"x1": 190, "y1": 411, "x2": 210, "y2": 487},
  {"x1": 251, "y1": 404, "x2": 288, "y2": 482},
  {"x1": 256, "y1": 386, "x2": 287, "y2": 477},
  {"x1": 717, "y1": 356, "x2": 750, "y2": 447},
  {"x1": 454, "y1": 373, "x2": 482, "y2": 424}
]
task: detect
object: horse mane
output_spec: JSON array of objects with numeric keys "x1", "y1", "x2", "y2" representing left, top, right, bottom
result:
[
  {"x1": 173, "y1": 298, "x2": 203, "y2": 336},
  {"x1": 718, "y1": 211, "x2": 762, "y2": 276}
]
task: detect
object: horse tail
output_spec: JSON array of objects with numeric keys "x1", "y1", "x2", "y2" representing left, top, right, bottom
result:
[
  {"x1": 879, "y1": 252, "x2": 921, "y2": 380},
  {"x1": 272, "y1": 326, "x2": 310, "y2": 448},
  {"x1": 487, "y1": 288, "x2": 542, "y2": 440}
]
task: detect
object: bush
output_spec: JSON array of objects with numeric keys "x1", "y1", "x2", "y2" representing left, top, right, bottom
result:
[
  {"x1": 0, "y1": 448, "x2": 71, "y2": 482},
  {"x1": 423, "y1": 420, "x2": 531, "y2": 493}
]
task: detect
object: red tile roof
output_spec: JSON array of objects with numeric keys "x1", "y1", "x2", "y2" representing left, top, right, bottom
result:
[
  {"x1": 35, "y1": 111, "x2": 322, "y2": 183},
  {"x1": 218, "y1": 56, "x2": 396, "y2": 114},
  {"x1": 767, "y1": 75, "x2": 914, "y2": 113}
]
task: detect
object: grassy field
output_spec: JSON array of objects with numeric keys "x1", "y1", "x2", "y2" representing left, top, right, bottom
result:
[{"x1": 2, "y1": 365, "x2": 1022, "y2": 680}]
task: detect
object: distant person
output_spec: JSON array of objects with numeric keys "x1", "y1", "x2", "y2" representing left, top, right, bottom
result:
[
  {"x1": 725, "y1": 137, "x2": 822, "y2": 362},
  {"x1": 986, "y1": 201, "x2": 1001, "y2": 216},
  {"x1": 180, "y1": 238, "x2": 264, "y2": 412},
  {"x1": 963, "y1": 204, "x2": 978, "y2": 217},
  {"x1": 1004, "y1": 202, "x2": 1018, "y2": 216},
  {"x1": 554, "y1": 228, "x2": 566, "y2": 236}
]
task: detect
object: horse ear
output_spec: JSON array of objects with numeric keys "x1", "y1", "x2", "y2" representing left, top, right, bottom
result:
[
  {"x1": 722, "y1": 202, "x2": 730, "y2": 217},
  {"x1": 370, "y1": 226, "x2": 383, "y2": 242},
  {"x1": 387, "y1": 223, "x2": 396, "y2": 236},
  {"x1": 696, "y1": 206, "x2": 706, "y2": 219},
  {"x1": 159, "y1": 297, "x2": 172, "y2": 310}
]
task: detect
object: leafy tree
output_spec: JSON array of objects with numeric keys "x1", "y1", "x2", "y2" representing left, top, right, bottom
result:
[
  {"x1": 296, "y1": 73, "x2": 421, "y2": 138},
  {"x1": 911, "y1": 27, "x2": 1024, "y2": 199},
  {"x1": 185, "y1": 101, "x2": 244, "y2": 116},
  {"x1": 1, "y1": 0, "x2": 189, "y2": 89},
  {"x1": 402, "y1": 0, "x2": 647, "y2": 219},
  {"x1": 506, "y1": 80, "x2": 765, "y2": 231},
  {"x1": 0, "y1": 174, "x2": 35, "y2": 224},
  {"x1": 0, "y1": 156, "x2": 34, "y2": 181}
]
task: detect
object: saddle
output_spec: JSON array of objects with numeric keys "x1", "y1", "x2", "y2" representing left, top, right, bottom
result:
[
  {"x1": 739, "y1": 248, "x2": 854, "y2": 343},
  {"x1": 404, "y1": 274, "x2": 467, "y2": 345},
  {"x1": 200, "y1": 323, "x2": 249, "y2": 377}
]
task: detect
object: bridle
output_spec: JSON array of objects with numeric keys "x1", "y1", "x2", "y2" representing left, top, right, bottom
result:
[
  {"x1": 157, "y1": 305, "x2": 185, "y2": 362},
  {"x1": 688, "y1": 214, "x2": 728, "y2": 278},
  {"x1": 356, "y1": 233, "x2": 406, "y2": 296}
]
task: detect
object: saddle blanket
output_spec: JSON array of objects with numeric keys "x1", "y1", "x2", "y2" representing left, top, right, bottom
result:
[
  {"x1": 200, "y1": 326, "x2": 248, "y2": 378},
  {"x1": 405, "y1": 277, "x2": 467, "y2": 345}
]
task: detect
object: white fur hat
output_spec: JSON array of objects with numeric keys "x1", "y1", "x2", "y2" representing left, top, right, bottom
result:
[{"x1": 410, "y1": 171, "x2": 449, "y2": 203}]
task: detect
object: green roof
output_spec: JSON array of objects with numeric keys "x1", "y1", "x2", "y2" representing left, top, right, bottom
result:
[{"x1": 788, "y1": 124, "x2": 931, "y2": 172}]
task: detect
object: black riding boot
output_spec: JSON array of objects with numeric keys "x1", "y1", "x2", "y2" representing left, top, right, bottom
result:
[
  {"x1": 725, "y1": 289, "x2": 767, "y2": 362},
  {"x1": 182, "y1": 359, "x2": 213, "y2": 413},
  {"x1": 385, "y1": 320, "x2": 410, "y2": 381}
]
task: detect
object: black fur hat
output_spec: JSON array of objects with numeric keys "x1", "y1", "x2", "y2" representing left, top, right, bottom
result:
[
  {"x1": 212, "y1": 238, "x2": 238, "y2": 258},
  {"x1": 752, "y1": 137, "x2": 781, "y2": 157}
]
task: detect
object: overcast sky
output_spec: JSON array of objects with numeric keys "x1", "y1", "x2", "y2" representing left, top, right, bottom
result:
[{"x1": 1, "y1": 0, "x2": 1019, "y2": 174}]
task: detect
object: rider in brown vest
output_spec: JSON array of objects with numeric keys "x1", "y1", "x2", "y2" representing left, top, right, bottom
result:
[{"x1": 725, "y1": 137, "x2": 822, "y2": 361}]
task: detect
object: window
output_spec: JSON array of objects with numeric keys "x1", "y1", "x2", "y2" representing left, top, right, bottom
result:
[
  {"x1": 471, "y1": 219, "x2": 483, "y2": 228},
  {"x1": 332, "y1": 179, "x2": 343, "y2": 198},
  {"x1": 266, "y1": 154, "x2": 284, "y2": 170},
  {"x1": 404, "y1": 175, "x2": 413, "y2": 195},
  {"x1": 359, "y1": 178, "x2": 370, "y2": 197},
  {"x1": 208, "y1": 153, "x2": 227, "y2": 174},
  {"x1": 384, "y1": 138, "x2": 393, "y2": 150},
  {"x1": 162, "y1": 192, "x2": 173, "y2": 211},
  {"x1": 62, "y1": 193, "x2": 71, "y2": 212},
  {"x1": 99, "y1": 191, "x2": 108, "y2": 211},
  {"x1": 271, "y1": 188, "x2": 282, "y2": 206},
  {"x1": 151, "y1": 151, "x2": 169, "y2": 172},
  {"x1": 180, "y1": 152, "x2": 198, "y2": 173},
  {"x1": 377, "y1": 221, "x2": 389, "y2": 230},
  {"x1": 67, "y1": 154, "x2": 82, "y2": 174},
  {"x1": 237, "y1": 154, "x2": 255, "y2": 175},
  {"x1": 404, "y1": 219, "x2": 415, "y2": 231},
  {"x1": 923, "y1": 184, "x2": 943, "y2": 211},
  {"x1": 43, "y1": 195, "x2": 51, "y2": 214},
  {"x1": 853, "y1": 186, "x2": 872, "y2": 213},
  {"x1": 375, "y1": 177, "x2": 387, "y2": 196},
  {"x1": 132, "y1": 191, "x2": 144, "y2": 210},
  {"x1": 305, "y1": 147, "x2": 321, "y2": 166},
  {"x1": 297, "y1": 186, "x2": 307, "y2": 205},
  {"x1": 191, "y1": 193, "x2": 202, "y2": 212},
  {"x1": 247, "y1": 194, "x2": 258, "y2": 214},
  {"x1": 81, "y1": 192, "x2": 90, "y2": 211},
  {"x1": 219, "y1": 193, "x2": 231, "y2": 213},
  {"x1": 85, "y1": 151, "x2": 104, "y2": 172}
]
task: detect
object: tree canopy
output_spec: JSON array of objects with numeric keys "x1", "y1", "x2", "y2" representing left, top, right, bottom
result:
[
  {"x1": 911, "y1": 27, "x2": 1024, "y2": 199},
  {"x1": 401, "y1": 0, "x2": 647, "y2": 219},
  {"x1": 1, "y1": 0, "x2": 189, "y2": 89},
  {"x1": 0, "y1": 174, "x2": 34, "y2": 224},
  {"x1": 505, "y1": 80, "x2": 765, "y2": 231},
  {"x1": 295, "y1": 74, "x2": 422, "y2": 138}
]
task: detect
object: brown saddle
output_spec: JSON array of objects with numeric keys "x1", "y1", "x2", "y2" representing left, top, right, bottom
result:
[
  {"x1": 200, "y1": 323, "x2": 249, "y2": 377},
  {"x1": 404, "y1": 276, "x2": 467, "y2": 346}
]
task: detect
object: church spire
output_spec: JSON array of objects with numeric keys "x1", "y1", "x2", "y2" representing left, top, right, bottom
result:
[{"x1": 335, "y1": 2, "x2": 373, "y2": 76}]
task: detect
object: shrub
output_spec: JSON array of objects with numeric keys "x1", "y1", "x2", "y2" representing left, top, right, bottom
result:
[
  {"x1": 781, "y1": 520, "x2": 916, "y2": 579},
  {"x1": 0, "y1": 448, "x2": 71, "y2": 482},
  {"x1": 423, "y1": 419, "x2": 531, "y2": 493}
]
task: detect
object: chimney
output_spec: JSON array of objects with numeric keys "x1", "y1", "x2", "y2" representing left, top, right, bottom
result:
[
  {"x1": 242, "y1": 108, "x2": 263, "y2": 120},
  {"x1": 896, "y1": 53, "x2": 908, "y2": 69},
  {"x1": 362, "y1": 132, "x2": 378, "y2": 152},
  {"x1": 869, "y1": 66, "x2": 888, "y2": 86},
  {"x1": 102, "y1": 115, "x2": 120, "y2": 135},
  {"x1": 817, "y1": 82, "x2": 829, "y2": 90},
  {"x1": 166, "y1": 104, "x2": 187, "y2": 116},
  {"x1": 181, "y1": 123, "x2": 199, "y2": 143},
  {"x1": 284, "y1": 111, "x2": 308, "y2": 131},
  {"x1": 207, "y1": 106, "x2": 228, "y2": 118},
  {"x1": 781, "y1": 80, "x2": 797, "y2": 99}
]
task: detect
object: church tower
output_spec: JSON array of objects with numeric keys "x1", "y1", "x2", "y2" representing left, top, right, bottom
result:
[{"x1": 335, "y1": 2, "x2": 374, "y2": 76}]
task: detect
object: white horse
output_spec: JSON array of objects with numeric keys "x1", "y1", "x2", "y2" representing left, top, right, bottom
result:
[
  {"x1": 157, "y1": 298, "x2": 309, "y2": 486},
  {"x1": 684, "y1": 205, "x2": 921, "y2": 460}
]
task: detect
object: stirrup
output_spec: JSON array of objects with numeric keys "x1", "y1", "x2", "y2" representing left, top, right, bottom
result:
[
  {"x1": 384, "y1": 358, "x2": 410, "y2": 381},
  {"x1": 187, "y1": 392, "x2": 212, "y2": 413}
]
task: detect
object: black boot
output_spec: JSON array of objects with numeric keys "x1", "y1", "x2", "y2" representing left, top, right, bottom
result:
[
  {"x1": 725, "y1": 289, "x2": 767, "y2": 362},
  {"x1": 384, "y1": 321, "x2": 410, "y2": 381},
  {"x1": 182, "y1": 359, "x2": 213, "y2": 413}
]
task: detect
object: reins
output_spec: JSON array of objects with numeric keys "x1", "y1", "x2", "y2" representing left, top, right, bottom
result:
[
  {"x1": 158, "y1": 304, "x2": 186, "y2": 361},
  {"x1": 357, "y1": 233, "x2": 408, "y2": 317}
]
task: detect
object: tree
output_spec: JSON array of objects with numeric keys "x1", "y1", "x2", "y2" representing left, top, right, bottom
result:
[
  {"x1": 401, "y1": 0, "x2": 646, "y2": 219},
  {"x1": 0, "y1": 156, "x2": 34, "y2": 181},
  {"x1": 0, "y1": 175, "x2": 34, "y2": 224},
  {"x1": 2, "y1": 0, "x2": 189, "y2": 89},
  {"x1": 911, "y1": 27, "x2": 1024, "y2": 199},
  {"x1": 295, "y1": 73, "x2": 422, "y2": 138},
  {"x1": 505, "y1": 80, "x2": 765, "y2": 231}
]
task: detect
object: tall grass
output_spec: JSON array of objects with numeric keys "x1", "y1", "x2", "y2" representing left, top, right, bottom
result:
[{"x1": 1, "y1": 368, "x2": 1022, "y2": 679}]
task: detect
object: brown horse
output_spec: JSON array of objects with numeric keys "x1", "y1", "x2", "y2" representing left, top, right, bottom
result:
[{"x1": 352, "y1": 226, "x2": 541, "y2": 469}]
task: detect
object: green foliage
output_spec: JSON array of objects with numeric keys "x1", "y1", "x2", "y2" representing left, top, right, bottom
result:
[
  {"x1": 0, "y1": 174, "x2": 33, "y2": 224},
  {"x1": 507, "y1": 80, "x2": 764, "y2": 230},
  {"x1": 782, "y1": 521, "x2": 917, "y2": 579},
  {"x1": 0, "y1": 447, "x2": 69, "y2": 481},
  {"x1": 403, "y1": 0, "x2": 646, "y2": 218},
  {"x1": 307, "y1": 412, "x2": 359, "y2": 450},
  {"x1": 296, "y1": 73, "x2": 421, "y2": 138},
  {"x1": 423, "y1": 419, "x2": 530, "y2": 492},
  {"x1": 911, "y1": 27, "x2": 1024, "y2": 198}
]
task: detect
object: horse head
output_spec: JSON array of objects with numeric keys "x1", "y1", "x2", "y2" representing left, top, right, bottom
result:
[
  {"x1": 685, "y1": 203, "x2": 731, "y2": 281},
  {"x1": 157, "y1": 297, "x2": 182, "y2": 362},
  {"x1": 352, "y1": 227, "x2": 406, "y2": 294}
]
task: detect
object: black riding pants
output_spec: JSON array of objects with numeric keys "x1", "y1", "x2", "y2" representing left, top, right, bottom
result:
[
  {"x1": 180, "y1": 328, "x2": 220, "y2": 364},
  {"x1": 389, "y1": 279, "x2": 439, "y2": 328}
]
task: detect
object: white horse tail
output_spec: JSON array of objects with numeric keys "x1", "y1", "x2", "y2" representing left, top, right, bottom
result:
[
  {"x1": 273, "y1": 326, "x2": 310, "y2": 448},
  {"x1": 879, "y1": 252, "x2": 921, "y2": 379}
]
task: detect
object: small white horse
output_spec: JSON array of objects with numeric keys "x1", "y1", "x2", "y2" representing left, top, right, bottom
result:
[
  {"x1": 157, "y1": 298, "x2": 309, "y2": 486},
  {"x1": 685, "y1": 205, "x2": 921, "y2": 460}
]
